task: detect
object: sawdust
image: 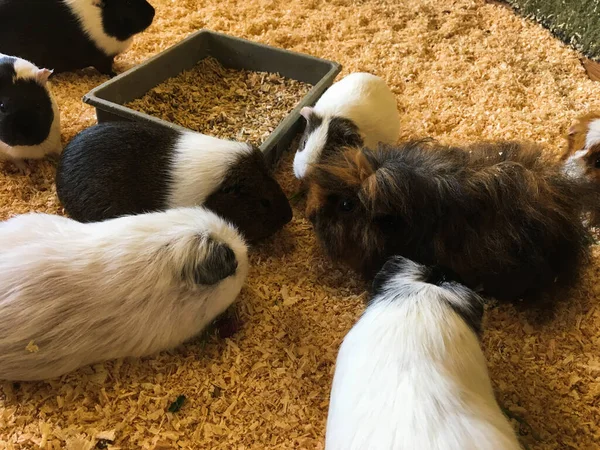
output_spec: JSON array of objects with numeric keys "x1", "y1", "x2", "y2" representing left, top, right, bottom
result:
[
  {"x1": 0, "y1": 0, "x2": 600, "y2": 449},
  {"x1": 125, "y1": 56, "x2": 312, "y2": 146}
]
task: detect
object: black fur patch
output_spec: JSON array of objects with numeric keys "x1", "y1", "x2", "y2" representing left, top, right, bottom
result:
[
  {"x1": 298, "y1": 111, "x2": 323, "y2": 152},
  {"x1": 440, "y1": 283, "x2": 485, "y2": 336},
  {"x1": 204, "y1": 146, "x2": 292, "y2": 243},
  {"x1": 0, "y1": 57, "x2": 17, "y2": 77},
  {"x1": 101, "y1": 0, "x2": 155, "y2": 41},
  {"x1": 421, "y1": 263, "x2": 484, "y2": 335},
  {"x1": 371, "y1": 255, "x2": 410, "y2": 297},
  {"x1": 55, "y1": 121, "x2": 179, "y2": 223},
  {"x1": 305, "y1": 113, "x2": 324, "y2": 135},
  {"x1": 320, "y1": 116, "x2": 364, "y2": 162},
  {"x1": 372, "y1": 256, "x2": 484, "y2": 335},
  {"x1": 424, "y1": 264, "x2": 466, "y2": 287},
  {"x1": 193, "y1": 239, "x2": 238, "y2": 285}
]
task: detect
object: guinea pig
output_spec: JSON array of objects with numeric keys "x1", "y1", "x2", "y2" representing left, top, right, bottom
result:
[
  {"x1": 0, "y1": 53, "x2": 62, "y2": 171},
  {"x1": 561, "y1": 111, "x2": 600, "y2": 182},
  {"x1": 325, "y1": 255, "x2": 522, "y2": 450},
  {"x1": 293, "y1": 72, "x2": 401, "y2": 179},
  {"x1": 0, "y1": 206, "x2": 248, "y2": 382},
  {"x1": 0, "y1": 0, "x2": 155, "y2": 76},
  {"x1": 55, "y1": 121, "x2": 293, "y2": 243},
  {"x1": 305, "y1": 139, "x2": 598, "y2": 305}
]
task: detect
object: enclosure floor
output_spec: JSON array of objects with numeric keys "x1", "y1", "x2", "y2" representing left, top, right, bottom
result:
[{"x1": 1, "y1": 0, "x2": 600, "y2": 449}]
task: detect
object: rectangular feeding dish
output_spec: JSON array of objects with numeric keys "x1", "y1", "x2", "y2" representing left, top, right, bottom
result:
[{"x1": 82, "y1": 29, "x2": 342, "y2": 166}]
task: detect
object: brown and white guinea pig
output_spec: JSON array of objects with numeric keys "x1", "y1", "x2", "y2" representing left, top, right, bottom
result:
[
  {"x1": 0, "y1": 54, "x2": 61, "y2": 171},
  {"x1": 0, "y1": 0, "x2": 155, "y2": 76},
  {"x1": 55, "y1": 121, "x2": 293, "y2": 243},
  {"x1": 305, "y1": 139, "x2": 598, "y2": 305},
  {"x1": 0, "y1": 206, "x2": 248, "y2": 382},
  {"x1": 293, "y1": 72, "x2": 401, "y2": 179},
  {"x1": 561, "y1": 111, "x2": 600, "y2": 183},
  {"x1": 325, "y1": 256, "x2": 522, "y2": 450}
]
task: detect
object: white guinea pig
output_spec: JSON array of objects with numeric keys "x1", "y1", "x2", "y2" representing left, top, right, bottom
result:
[
  {"x1": 0, "y1": 207, "x2": 248, "y2": 381},
  {"x1": 325, "y1": 256, "x2": 522, "y2": 450},
  {"x1": 0, "y1": 54, "x2": 62, "y2": 171},
  {"x1": 293, "y1": 72, "x2": 400, "y2": 179}
]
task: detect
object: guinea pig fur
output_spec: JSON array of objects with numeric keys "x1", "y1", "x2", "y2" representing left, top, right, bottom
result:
[
  {"x1": 0, "y1": 0, "x2": 155, "y2": 75},
  {"x1": 0, "y1": 207, "x2": 248, "y2": 381},
  {"x1": 293, "y1": 72, "x2": 401, "y2": 179},
  {"x1": 305, "y1": 139, "x2": 598, "y2": 305},
  {"x1": 561, "y1": 111, "x2": 600, "y2": 183},
  {"x1": 325, "y1": 255, "x2": 522, "y2": 450},
  {"x1": 55, "y1": 121, "x2": 292, "y2": 243},
  {"x1": 0, "y1": 54, "x2": 62, "y2": 170}
]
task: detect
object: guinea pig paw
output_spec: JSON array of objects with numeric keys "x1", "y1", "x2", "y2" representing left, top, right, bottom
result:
[{"x1": 192, "y1": 238, "x2": 238, "y2": 286}]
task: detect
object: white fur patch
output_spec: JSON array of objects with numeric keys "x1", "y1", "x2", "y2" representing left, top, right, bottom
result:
[
  {"x1": 562, "y1": 149, "x2": 588, "y2": 179},
  {"x1": 167, "y1": 132, "x2": 254, "y2": 207},
  {"x1": 293, "y1": 119, "x2": 329, "y2": 179},
  {"x1": 12, "y1": 57, "x2": 40, "y2": 82},
  {"x1": 585, "y1": 118, "x2": 600, "y2": 149},
  {"x1": 63, "y1": 0, "x2": 133, "y2": 56},
  {"x1": 325, "y1": 263, "x2": 521, "y2": 450},
  {"x1": 0, "y1": 207, "x2": 248, "y2": 381}
]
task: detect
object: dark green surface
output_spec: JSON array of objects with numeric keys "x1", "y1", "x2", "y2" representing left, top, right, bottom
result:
[{"x1": 505, "y1": 0, "x2": 600, "y2": 61}]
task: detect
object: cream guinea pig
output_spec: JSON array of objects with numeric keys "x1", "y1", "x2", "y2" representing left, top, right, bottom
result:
[{"x1": 0, "y1": 207, "x2": 248, "y2": 381}]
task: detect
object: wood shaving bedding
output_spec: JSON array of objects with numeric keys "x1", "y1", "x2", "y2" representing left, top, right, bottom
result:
[
  {"x1": 125, "y1": 56, "x2": 313, "y2": 146},
  {"x1": 0, "y1": 0, "x2": 599, "y2": 449}
]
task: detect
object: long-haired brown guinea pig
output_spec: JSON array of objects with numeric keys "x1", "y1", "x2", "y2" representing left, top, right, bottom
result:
[{"x1": 304, "y1": 139, "x2": 599, "y2": 305}]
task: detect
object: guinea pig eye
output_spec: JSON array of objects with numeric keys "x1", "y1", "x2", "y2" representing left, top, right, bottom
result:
[
  {"x1": 0, "y1": 102, "x2": 6, "y2": 113},
  {"x1": 221, "y1": 184, "x2": 241, "y2": 195},
  {"x1": 339, "y1": 198, "x2": 355, "y2": 212},
  {"x1": 595, "y1": 157, "x2": 600, "y2": 169}
]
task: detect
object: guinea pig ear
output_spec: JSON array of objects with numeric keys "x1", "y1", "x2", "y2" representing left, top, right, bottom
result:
[
  {"x1": 568, "y1": 125, "x2": 577, "y2": 136},
  {"x1": 35, "y1": 68, "x2": 53, "y2": 84},
  {"x1": 300, "y1": 106, "x2": 314, "y2": 121},
  {"x1": 310, "y1": 147, "x2": 375, "y2": 190},
  {"x1": 360, "y1": 164, "x2": 401, "y2": 216},
  {"x1": 348, "y1": 148, "x2": 377, "y2": 184}
]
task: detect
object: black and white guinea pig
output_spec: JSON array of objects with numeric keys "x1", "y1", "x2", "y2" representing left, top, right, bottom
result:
[
  {"x1": 325, "y1": 256, "x2": 522, "y2": 450},
  {"x1": 293, "y1": 72, "x2": 401, "y2": 179},
  {"x1": 0, "y1": 53, "x2": 62, "y2": 171},
  {"x1": 56, "y1": 121, "x2": 293, "y2": 243},
  {"x1": 0, "y1": 0, "x2": 155, "y2": 76},
  {"x1": 0, "y1": 207, "x2": 248, "y2": 381},
  {"x1": 305, "y1": 139, "x2": 599, "y2": 305}
]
